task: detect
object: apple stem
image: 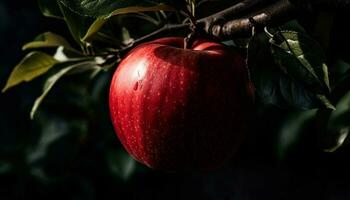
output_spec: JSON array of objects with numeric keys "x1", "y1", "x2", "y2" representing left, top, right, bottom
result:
[
  {"x1": 182, "y1": 5, "x2": 200, "y2": 50},
  {"x1": 184, "y1": 32, "x2": 196, "y2": 49}
]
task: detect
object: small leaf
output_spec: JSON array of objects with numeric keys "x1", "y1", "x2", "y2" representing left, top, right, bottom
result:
[
  {"x1": 30, "y1": 61, "x2": 99, "y2": 119},
  {"x1": 22, "y1": 32, "x2": 75, "y2": 51},
  {"x1": 82, "y1": 4, "x2": 175, "y2": 42},
  {"x1": 2, "y1": 52, "x2": 58, "y2": 92},
  {"x1": 81, "y1": 18, "x2": 108, "y2": 42},
  {"x1": 323, "y1": 127, "x2": 349, "y2": 153},
  {"x1": 316, "y1": 94, "x2": 336, "y2": 110},
  {"x1": 38, "y1": 0, "x2": 63, "y2": 19},
  {"x1": 121, "y1": 27, "x2": 133, "y2": 45}
]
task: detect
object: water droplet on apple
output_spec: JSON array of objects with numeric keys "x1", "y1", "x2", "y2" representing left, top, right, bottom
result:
[{"x1": 133, "y1": 82, "x2": 139, "y2": 91}]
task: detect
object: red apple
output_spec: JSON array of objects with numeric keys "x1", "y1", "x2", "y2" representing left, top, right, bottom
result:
[{"x1": 109, "y1": 37, "x2": 251, "y2": 170}]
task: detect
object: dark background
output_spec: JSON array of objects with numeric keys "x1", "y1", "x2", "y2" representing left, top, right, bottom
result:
[{"x1": 1, "y1": 1, "x2": 350, "y2": 200}]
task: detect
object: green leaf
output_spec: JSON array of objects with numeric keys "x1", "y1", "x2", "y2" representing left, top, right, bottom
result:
[
  {"x1": 22, "y1": 32, "x2": 75, "y2": 51},
  {"x1": 329, "y1": 91, "x2": 350, "y2": 129},
  {"x1": 121, "y1": 27, "x2": 133, "y2": 45},
  {"x1": 82, "y1": 4, "x2": 175, "y2": 42},
  {"x1": 58, "y1": 2, "x2": 94, "y2": 44},
  {"x1": 106, "y1": 149, "x2": 136, "y2": 181},
  {"x1": 30, "y1": 61, "x2": 99, "y2": 119},
  {"x1": 277, "y1": 110, "x2": 317, "y2": 159},
  {"x1": 332, "y1": 60, "x2": 350, "y2": 86},
  {"x1": 58, "y1": 0, "x2": 174, "y2": 17},
  {"x1": 38, "y1": 0, "x2": 63, "y2": 19},
  {"x1": 27, "y1": 116, "x2": 69, "y2": 164},
  {"x1": 2, "y1": 52, "x2": 58, "y2": 92},
  {"x1": 269, "y1": 31, "x2": 334, "y2": 110},
  {"x1": 256, "y1": 31, "x2": 334, "y2": 109},
  {"x1": 322, "y1": 124, "x2": 349, "y2": 153},
  {"x1": 248, "y1": 34, "x2": 318, "y2": 109},
  {"x1": 321, "y1": 91, "x2": 350, "y2": 152},
  {"x1": 0, "y1": 161, "x2": 12, "y2": 174},
  {"x1": 56, "y1": 0, "x2": 175, "y2": 42},
  {"x1": 316, "y1": 94, "x2": 336, "y2": 110}
]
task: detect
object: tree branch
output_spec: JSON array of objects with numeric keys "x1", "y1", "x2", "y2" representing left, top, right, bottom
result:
[
  {"x1": 116, "y1": 23, "x2": 188, "y2": 55},
  {"x1": 115, "y1": 0, "x2": 290, "y2": 53},
  {"x1": 200, "y1": 0, "x2": 267, "y2": 25},
  {"x1": 198, "y1": 0, "x2": 297, "y2": 39},
  {"x1": 114, "y1": 0, "x2": 348, "y2": 53}
]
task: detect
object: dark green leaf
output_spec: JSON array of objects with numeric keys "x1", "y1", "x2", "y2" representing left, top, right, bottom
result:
[
  {"x1": 329, "y1": 91, "x2": 350, "y2": 128},
  {"x1": 248, "y1": 34, "x2": 283, "y2": 106},
  {"x1": 82, "y1": 4, "x2": 175, "y2": 42},
  {"x1": 332, "y1": 60, "x2": 350, "y2": 86},
  {"x1": 316, "y1": 94, "x2": 336, "y2": 110},
  {"x1": 27, "y1": 117, "x2": 69, "y2": 165},
  {"x1": 31, "y1": 61, "x2": 99, "y2": 119},
  {"x1": 2, "y1": 52, "x2": 58, "y2": 92},
  {"x1": 248, "y1": 34, "x2": 318, "y2": 109},
  {"x1": 106, "y1": 149, "x2": 136, "y2": 180},
  {"x1": 277, "y1": 110, "x2": 317, "y2": 159},
  {"x1": 57, "y1": 0, "x2": 175, "y2": 43},
  {"x1": 27, "y1": 114, "x2": 89, "y2": 181},
  {"x1": 0, "y1": 161, "x2": 12, "y2": 174},
  {"x1": 321, "y1": 121, "x2": 349, "y2": 153},
  {"x1": 247, "y1": 29, "x2": 335, "y2": 110},
  {"x1": 58, "y1": 0, "x2": 174, "y2": 17},
  {"x1": 321, "y1": 91, "x2": 350, "y2": 152},
  {"x1": 22, "y1": 32, "x2": 75, "y2": 51},
  {"x1": 270, "y1": 31, "x2": 330, "y2": 91},
  {"x1": 38, "y1": 0, "x2": 63, "y2": 19},
  {"x1": 269, "y1": 31, "x2": 334, "y2": 109},
  {"x1": 58, "y1": 2, "x2": 95, "y2": 44}
]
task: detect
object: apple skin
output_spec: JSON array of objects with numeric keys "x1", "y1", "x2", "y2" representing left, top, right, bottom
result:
[{"x1": 109, "y1": 37, "x2": 251, "y2": 170}]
